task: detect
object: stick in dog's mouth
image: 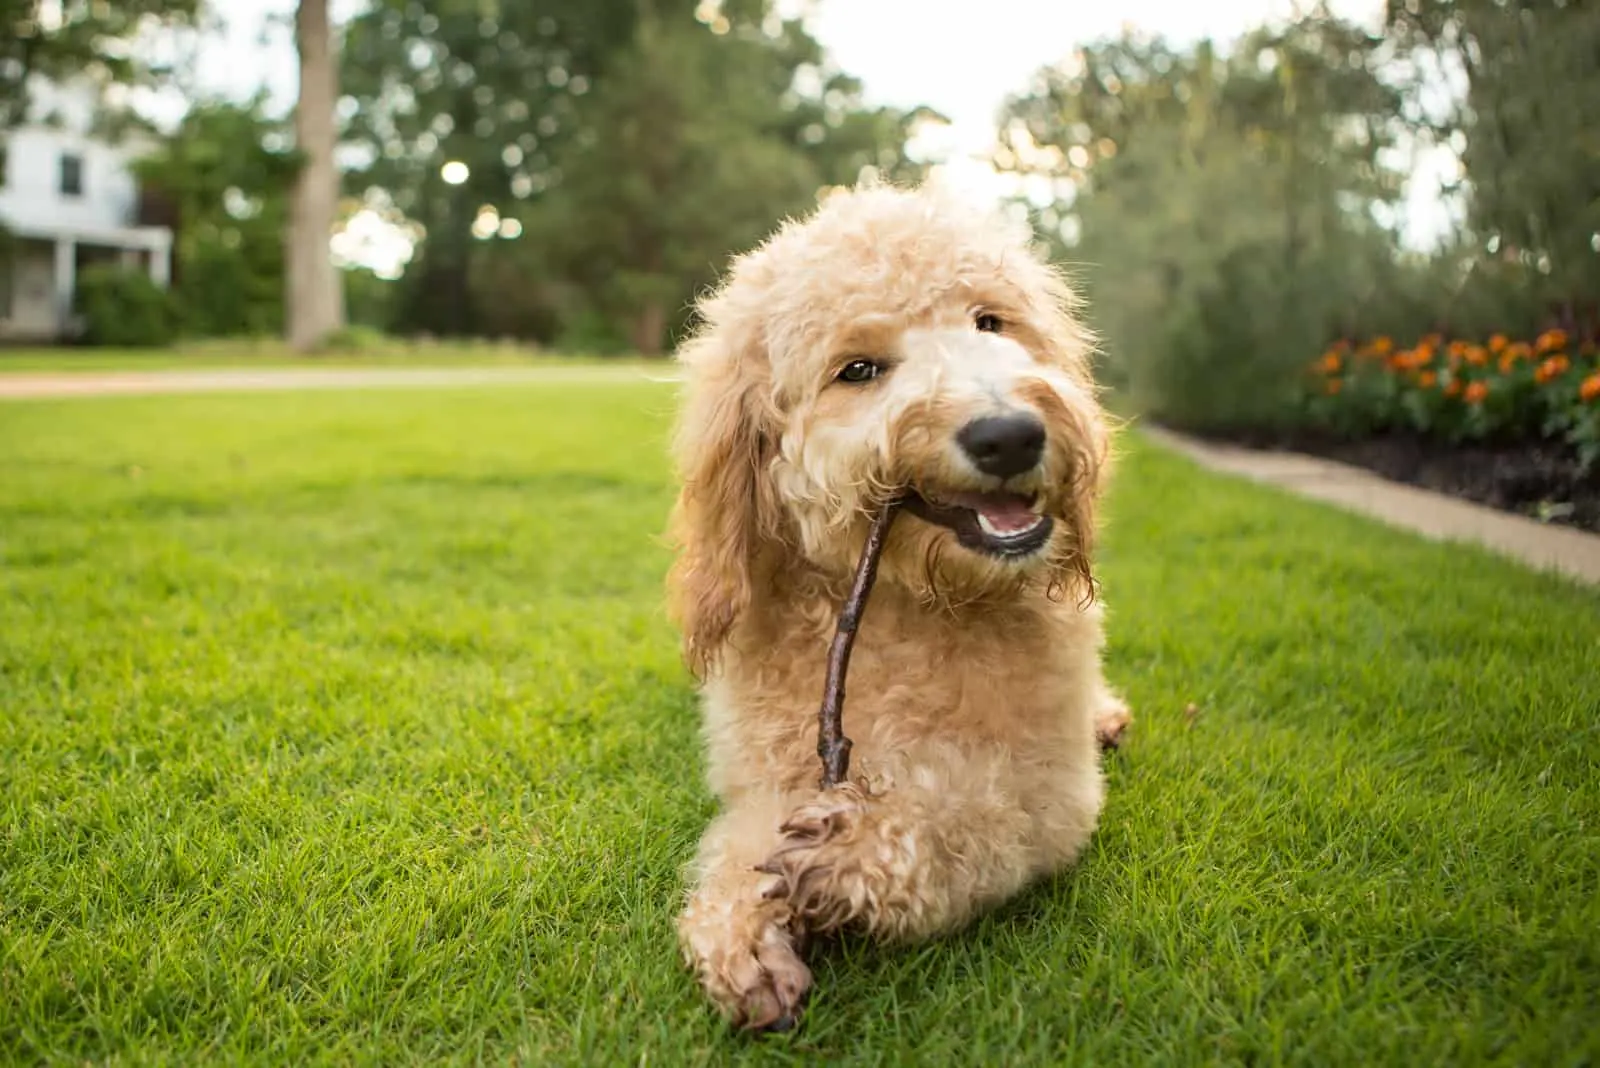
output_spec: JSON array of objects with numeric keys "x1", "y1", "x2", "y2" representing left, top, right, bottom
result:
[{"x1": 816, "y1": 496, "x2": 901, "y2": 789}]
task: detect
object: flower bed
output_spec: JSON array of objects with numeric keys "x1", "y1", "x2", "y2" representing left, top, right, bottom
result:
[
  {"x1": 1184, "y1": 330, "x2": 1600, "y2": 533},
  {"x1": 1303, "y1": 329, "x2": 1600, "y2": 472}
]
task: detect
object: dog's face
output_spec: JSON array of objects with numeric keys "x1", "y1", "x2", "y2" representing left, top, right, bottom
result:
[{"x1": 670, "y1": 184, "x2": 1110, "y2": 672}]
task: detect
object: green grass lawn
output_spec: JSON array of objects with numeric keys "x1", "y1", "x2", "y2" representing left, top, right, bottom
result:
[{"x1": 2, "y1": 384, "x2": 1596, "y2": 1066}]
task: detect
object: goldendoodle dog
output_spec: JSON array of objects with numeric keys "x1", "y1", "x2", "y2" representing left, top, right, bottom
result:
[{"x1": 667, "y1": 181, "x2": 1131, "y2": 1031}]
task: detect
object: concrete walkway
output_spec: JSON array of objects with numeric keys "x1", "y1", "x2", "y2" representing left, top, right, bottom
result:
[
  {"x1": 1142, "y1": 425, "x2": 1600, "y2": 587},
  {"x1": 0, "y1": 365, "x2": 679, "y2": 399}
]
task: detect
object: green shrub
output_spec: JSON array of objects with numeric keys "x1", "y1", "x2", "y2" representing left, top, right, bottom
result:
[
  {"x1": 75, "y1": 265, "x2": 179, "y2": 347},
  {"x1": 319, "y1": 324, "x2": 391, "y2": 354},
  {"x1": 174, "y1": 241, "x2": 282, "y2": 338},
  {"x1": 553, "y1": 307, "x2": 632, "y2": 356},
  {"x1": 343, "y1": 266, "x2": 398, "y2": 334}
]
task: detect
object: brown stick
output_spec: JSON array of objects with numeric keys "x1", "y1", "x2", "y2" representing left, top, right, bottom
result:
[{"x1": 817, "y1": 498, "x2": 899, "y2": 788}]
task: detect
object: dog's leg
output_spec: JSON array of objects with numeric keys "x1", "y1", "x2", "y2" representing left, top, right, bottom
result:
[
  {"x1": 759, "y1": 742, "x2": 1103, "y2": 941},
  {"x1": 678, "y1": 794, "x2": 813, "y2": 1031}
]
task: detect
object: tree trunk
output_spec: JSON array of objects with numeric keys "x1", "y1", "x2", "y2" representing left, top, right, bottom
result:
[
  {"x1": 286, "y1": 0, "x2": 345, "y2": 352},
  {"x1": 630, "y1": 301, "x2": 667, "y2": 356}
]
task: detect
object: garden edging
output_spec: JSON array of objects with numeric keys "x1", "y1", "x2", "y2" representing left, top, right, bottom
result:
[{"x1": 1141, "y1": 424, "x2": 1600, "y2": 587}]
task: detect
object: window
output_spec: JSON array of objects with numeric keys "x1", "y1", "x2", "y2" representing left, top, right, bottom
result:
[{"x1": 60, "y1": 153, "x2": 84, "y2": 197}]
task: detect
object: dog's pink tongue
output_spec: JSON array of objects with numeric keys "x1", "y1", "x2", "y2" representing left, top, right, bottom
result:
[{"x1": 975, "y1": 497, "x2": 1037, "y2": 534}]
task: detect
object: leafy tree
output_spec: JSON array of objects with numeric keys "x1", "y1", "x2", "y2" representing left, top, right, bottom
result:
[
  {"x1": 340, "y1": 0, "x2": 931, "y2": 346},
  {"x1": 131, "y1": 98, "x2": 298, "y2": 337},
  {"x1": 524, "y1": 14, "x2": 822, "y2": 354},
  {"x1": 0, "y1": 0, "x2": 202, "y2": 128},
  {"x1": 339, "y1": 0, "x2": 637, "y2": 337},
  {"x1": 999, "y1": 15, "x2": 1407, "y2": 428},
  {"x1": 1385, "y1": 0, "x2": 1600, "y2": 322}
]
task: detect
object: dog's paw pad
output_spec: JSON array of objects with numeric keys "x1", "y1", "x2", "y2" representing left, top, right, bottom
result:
[
  {"x1": 731, "y1": 929, "x2": 811, "y2": 1032},
  {"x1": 684, "y1": 915, "x2": 811, "y2": 1032}
]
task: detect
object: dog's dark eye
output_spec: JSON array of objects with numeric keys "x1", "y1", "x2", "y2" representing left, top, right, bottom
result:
[
  {"x1": 975, "y1": 312, "x2": 1004, "y2": 334},
  {"x1": 837, "y1": 359, "x2": 882, "y2": 384}
]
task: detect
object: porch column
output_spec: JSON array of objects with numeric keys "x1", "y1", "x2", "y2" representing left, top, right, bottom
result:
[
  {"x1": 149, "y1": 239, "x2": 171, "y2": 288},
  {"x1": 53, "y1": 238, "x2": 76, "y2": 335}
]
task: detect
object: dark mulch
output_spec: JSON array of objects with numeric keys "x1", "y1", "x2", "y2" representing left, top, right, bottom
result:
[{"x1": 1180, "y1": 426, "x2": 1600, "y2": 534}]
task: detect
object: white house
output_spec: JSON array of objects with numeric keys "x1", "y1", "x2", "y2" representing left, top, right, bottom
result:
[{"x1": 0, "y1": 78, "x2": 174, "y2": 342}]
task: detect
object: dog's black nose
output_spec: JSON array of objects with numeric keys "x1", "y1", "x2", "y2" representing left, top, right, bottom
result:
[{"x1": 957, "y1": 413, "x2": 1046, "y2": 478}]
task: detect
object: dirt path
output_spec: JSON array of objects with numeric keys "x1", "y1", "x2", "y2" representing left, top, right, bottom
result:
[
  {"x1": 0, "y1": 365, "x2": 679, "y2": 399},
  {"x1": 1144, "y1": 425, "x2": 1600, "y2": 587}
]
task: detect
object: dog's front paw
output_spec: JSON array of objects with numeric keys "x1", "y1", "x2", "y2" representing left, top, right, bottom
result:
[
  {"x1": 678, "y1": 901, "x2": 811, "y2": 1032},
  {"x1": 756, "y1": 783, "x2": 879, "y2": 932}
]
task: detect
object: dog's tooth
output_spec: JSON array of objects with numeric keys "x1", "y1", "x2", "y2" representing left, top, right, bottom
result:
[{"x1": 976, "y1": 512, "x2": 1043, "y2": 539}]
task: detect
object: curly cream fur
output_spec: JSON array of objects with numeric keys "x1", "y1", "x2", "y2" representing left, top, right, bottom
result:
[{"x1": 668, "y1": 181, "x2": 1131, "y2": 1030}]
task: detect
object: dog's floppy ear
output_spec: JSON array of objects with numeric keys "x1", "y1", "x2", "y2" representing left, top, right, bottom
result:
[
  {"x1": 1021, "y1": 266, "x2": 1114, "y2": 606},
  {"x1": 666, "y1": 322, "x2": 780, "y2": 678}
]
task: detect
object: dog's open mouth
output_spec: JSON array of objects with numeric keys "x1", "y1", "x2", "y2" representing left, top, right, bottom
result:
[{"x1": 902, "y1": 489, "x2": 1054, "y2": 558}]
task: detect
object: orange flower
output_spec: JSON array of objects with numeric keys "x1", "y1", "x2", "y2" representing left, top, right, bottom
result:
[
  {"x1": 1536, "y1": 328, "x2": 1569, "y2": 354},
  {"x1": 1390, "y1": 347, "x2": 1432, "y2": 372},
  {"x1": 1580, "y1": 373, "x2": 1600, "y2": 404},
  {"x1": 1318, "y1": 352, "x2": 1343, "y2": 374},
  {"x1": 1489, "y1": 334, "x2": 1509, "y2": 354},
  {"x1": 1464, "y1": 381, "x2": 1489, "y2": 404},
  {"x1": 1444, "y1": 378, "x2": 1463, "y2": 397},
  {"x1": 1325, "y1": 378, "x2": 1344, "y2": 396},
  {"x1": 1418, "y1": 370, "x2": 1438, "y2": 388},
  {"x1": 1534, "y1": 355, "x2": 1571, "y2": 384},
  {"x1": 1498, "y1": 341, "x2": 1533, "y2": 374},
  {"x1": 1464, "y1": 345, "x2": 1488, "y2": 366},
  {"x1": 1371, "y1": 336, "x2": 1394, "y2": 357}
]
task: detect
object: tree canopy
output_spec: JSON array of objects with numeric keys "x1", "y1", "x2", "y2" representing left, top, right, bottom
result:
[
  {"x1": 131, "y1": 98, "x2": 297, "y2": 338},
  {"x1": 1000, "y1": 14, "x2": 1406, "y2": 426},
  {"x1": 337, "y1": 0, "x2": 936, "y2": 350},
  {"x1": 1385, "y1": 0, "x2": 1600, "y2": 313},
  {"x1": 1, "y1": 0, "x2": 201, "y2": 127},
  {"x1": 27, "y1": 1, "x2": 934, "y2": 353},
  {"x1": 37, "y1": 0, "x2": 1593, "y2": 382},
  {"x1": 998, "y1": 0, "x2": 1598, "y2": 429}
]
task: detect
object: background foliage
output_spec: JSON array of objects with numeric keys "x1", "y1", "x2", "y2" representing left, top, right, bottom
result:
[
  {"x1": 73, "y1": 263, "x2": 179, "y2": 347},
  {"x1": 336, "y1": 0, "x2": 933, "y2": 352},
  {"x1": 6, "y1": 0, "x2": 1596, "y2": 437},
  {"x1": 999, "y1": 1, "x2": 1599, "y2": 435},
  {"x1": 5, "y1": 0, "x2": 932, "y2": 354},
  {"x1": 1, "y1": 0, "x2": 201, "y2": 128},
  {"x1": 131, "y1": 99, "x2": 300, "y2": 339}
]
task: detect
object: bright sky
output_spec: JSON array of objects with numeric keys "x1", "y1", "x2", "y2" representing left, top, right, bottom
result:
[
  {"x1": 148, "y1": 0, "x2": 1456, "y2": 270},
  {"x1": 809, "y1": 0, "x2": 1374, "y2": 172}
]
